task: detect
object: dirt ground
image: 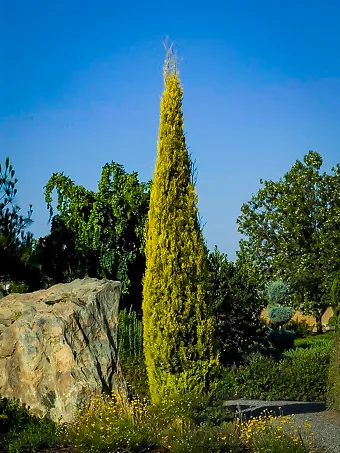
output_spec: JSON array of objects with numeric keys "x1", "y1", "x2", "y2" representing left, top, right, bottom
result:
[{"x1": 319, "y1": 410, "x2": 340, "y2": 427}]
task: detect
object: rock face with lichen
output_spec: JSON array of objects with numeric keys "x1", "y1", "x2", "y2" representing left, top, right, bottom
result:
[{"x1": 0, "y1": 278, "x2": 126, "y2": 422}]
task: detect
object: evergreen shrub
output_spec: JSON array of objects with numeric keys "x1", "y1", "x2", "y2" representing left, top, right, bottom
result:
[
  {"x1": 268, "y1": 306, "x2": 293, "y2": 326},
  {"x1": 267, "y1": 280, "x2": 289, "y2": 305},
  {"x1": 221, "y1": 344, "x2": 331, "y2": 402},
  {"x1": 284, "y1": 319, "x2": 312, "y2": 338},
  {"x1": 268, "y1": 329, "x2": 296, "y2": 351},
  {"x1": 142, "y1": 45, "x2": 218, "y2": 403},
  {"x1": 327, "y1": 315, "x2": 340, "y2": 409}
]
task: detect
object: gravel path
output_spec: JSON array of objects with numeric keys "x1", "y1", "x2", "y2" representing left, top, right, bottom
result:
[
  {"x1": 292, "y1": 412, "x2": 340, "y2": 453},
  {"x1": 224, "y1": 399, "x2": 340, "y2": 453}
]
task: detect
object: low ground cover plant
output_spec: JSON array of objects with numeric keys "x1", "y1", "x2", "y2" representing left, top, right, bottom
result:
[
  {"x1": 68, "y1": 390, "x2": 238, "y2": 453},
  {"x1": 238, "y1": 410, "x2": 316, "y2": 453},
  {"x1": 0, "y1": 396, "x2": 66, "y2": 453},
  {"x1": 5, "y1": 418, "x2": 66, "y2": 453},
  {"x1": 67, "y1": 391, "x2": 319, "y2": 453},
  {"x1": 295, "y1": 331, "x2": 334, "y2": 349},
  {"x1": 0, "y1": 387, "x2": 324, "y2": 453}
]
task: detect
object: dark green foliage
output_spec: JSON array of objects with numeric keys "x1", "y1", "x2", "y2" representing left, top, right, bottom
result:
[
  {"x1": 327, "y1": 316, "x2": 340, "y2": 409},
  {"x1": 267, "y1": 280, "x2": 289, "y2": 304},
  {"x1": 330, "y1": 276, "x2": 340, "y2": 316},
  {"x1": 119, "y1": 356, "x2": 149, "y2": 399},
  {"x1": 327, "y1": 274, "x2": 340, "y2": 409},
  {"x1": 327, "y1": 314, "x2": 337, "y2": 327},
  {"x1": 208, "y1": 246, "x2": 267, "y2": 365},
  {"x1": 0, "y1": 396, "x2": 32, "y2": 432},
  {"x1": 33, "y1": 215, "x2": 88, "y2": 287},
  {"x1": 44, "y1": 162, "x2": 150, "y2": 310},
  {"x1": 148, "y1": 392, "x2": 233, "y2": 428},
  {"x1": 118, "y1": 308, "x2": 143, "y2": 361},
  {"x1": 5, "y1": 418, "x2": 66, "y2": 453},
  {"x1": 284, "y1": 319, "x2": 312, "y2": 338},
  {"x1": 267, "y1": 329, "x2": 296, "y2": 351},
  {"x1": 0, "y1": 396, "x2": 65, "y2": 452},
  {"x1": 221, "y1": 342, "x2": 331, "y2": 402},
  {"x1": 268, "y1": 306, "x2": 293, "y2": 326},
  {"x1": 295, "y1": 331, "x2": 334, "y2": 348},
  {"x1": 118, "y1": 309, "x2": 147, "y2": 398}
]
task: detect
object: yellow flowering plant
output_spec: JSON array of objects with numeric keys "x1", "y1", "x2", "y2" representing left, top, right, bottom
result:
[
  {"x1": 237, "y1": 410, "x2": 317, "y2": 453},
  {"x1": 68, "y1": 389, "x2": 155, "y2": 452}
]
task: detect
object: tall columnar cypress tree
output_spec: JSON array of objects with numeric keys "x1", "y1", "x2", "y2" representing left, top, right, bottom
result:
[{"x1": 142, "y1": 46, "x2": 218, "y2": 403}]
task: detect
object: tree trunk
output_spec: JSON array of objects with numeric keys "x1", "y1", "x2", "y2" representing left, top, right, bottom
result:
[{"x1": 315, "y1": 311, "x2": 323, "y2": 334}]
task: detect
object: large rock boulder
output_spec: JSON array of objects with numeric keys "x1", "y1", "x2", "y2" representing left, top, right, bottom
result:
[{"x1": 0, "y1": 278, "x2": 127, "y2": 422}]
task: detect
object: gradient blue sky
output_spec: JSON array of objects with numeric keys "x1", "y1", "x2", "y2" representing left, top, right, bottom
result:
[{"x1": 1, "y1": 0, "x2": 340, "y2": 260}]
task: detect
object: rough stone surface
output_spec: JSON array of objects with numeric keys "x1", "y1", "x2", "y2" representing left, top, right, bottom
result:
[{"x1": 0, "y1": 278, "x2": 127, "y2": 422}]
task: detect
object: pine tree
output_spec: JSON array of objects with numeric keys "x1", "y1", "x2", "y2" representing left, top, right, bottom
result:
[{"x1": 142, "y1": 45, "x2": 218, "y2": 403}]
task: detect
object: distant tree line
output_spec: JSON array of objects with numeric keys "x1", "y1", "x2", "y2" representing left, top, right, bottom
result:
[{"x1": 1, "y1": 148, "x2": 339, "y2": 349}]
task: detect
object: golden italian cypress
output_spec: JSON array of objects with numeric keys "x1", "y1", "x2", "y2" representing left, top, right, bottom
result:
[{"x1": 142, "y1": 45, "x2": 218, "y2": 403}]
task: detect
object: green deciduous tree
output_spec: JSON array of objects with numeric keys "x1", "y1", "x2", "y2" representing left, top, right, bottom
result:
[
  {"x1": 237, "y1": 151, "x2": 340, "y2": 333},
  {"x1": 44, "y1": 161, "x2": 150, "y2": 310},
  {"x1": 208, "y1": 246, "x2": 266, "y2": 365},
  {"x1": 142, "y1": 46, "x2": 218, "y2": 403}
]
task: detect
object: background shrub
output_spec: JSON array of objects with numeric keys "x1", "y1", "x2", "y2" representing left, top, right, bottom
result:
[
  {"x1": 220, "y1": 342, "x2": 331, "y2": 402},
  {"x1": 267, "y1": 280, "x2": 289, "y2": 304},
  {"x1": 327, "y1": 314, "x2": 337, "y2": 328},
  {"x1": 268, "y1": 306, "x2": 293, "y2": 326},
  {"x1": 118, "y1": 309, "x2": 148, "y2": 398},
  {"x1": 327, "y1": 316, "x2": 340, "y2": 410},
  {"x1": 295, "y1": 331, "x2": 334, "y2": 349},
  {"x1": 284, "y1": 319, "x2": 312, "y2": 338},
  {"x1": 120, "y1": 356, "x2": 149, "y2": 399},
  {"x1": 118, "y1": 308, "x2": 143, "y2": 361},
  {"x1": 0, "y1": 397, "x2": 65, "y2": 452},
  {"x1": 0, "y1": 397, "x2": 32, "y2": 432},
  {"x1": 208, "y1": 246, "x2": 267, "y2": 366},
  {"x1": 267, "y1": 329, "x2": 296, "y2": 351},
  {"x1": 5, "y1": 418, "x2": 66, "y2": 453}
]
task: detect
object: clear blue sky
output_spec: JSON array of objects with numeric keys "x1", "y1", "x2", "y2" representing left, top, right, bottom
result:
[{"x1": 1, "y1": 0, "x2": 340, "y2": 260}]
